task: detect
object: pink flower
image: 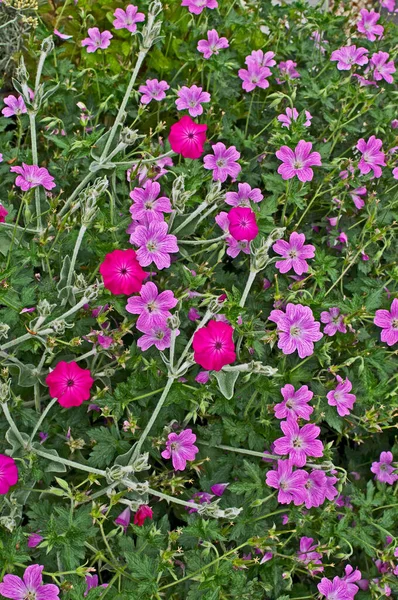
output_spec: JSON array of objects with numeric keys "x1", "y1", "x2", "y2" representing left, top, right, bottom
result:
[
  {"x1": 225, "y1": 183, "x2": 263, "y2": 207},
  {"x1": 115, "y1": 507, "x2": 131, "y2": 532},
  {"x1": 28, "y1": 532, "x2": 44, "y2": 548},
  {"x1": 10, "y1": 163, "x2": 56, "y2": 191},
  {"x1": 357, "y1": 9, "x2": 384, "y2": 41},
  {"x1": 2, "y1": 95, "x2": 27, "y2": 117},
  {"x1": 276, "y1": 140, "x2": 322, "y2": 182},
  {"x1": 100, "y1": 249, "x2": 146, "y2": 295},
  {"x1": 350, "y1": 186, "x2": 367, "y2": 209},
  {"x1": 274, "y1": 384, "x2": 314, "y2": 421},
  {"x1": 298, "y1": 537, "x2": 323, "y2": 572},
  {"x1": 374, "y1": 298, "x2": 398, "y2": 346},
  {"x1": 176, "y1": 85, "x2": 211, "y2": 117},
  {"x1": 228, "y1": 207, "x2": 258, "y2": 242},
  {"x1": 203, "y1": 142, "x2": 241, "y2": 182},
  {"x1": 195, "y1": 370, "x2": 210, "y2": 384},
  {"x1": 84, "y1": 575, "x2": 108, "y2": 596},
  {"x1": 303, "y1": 470, "x2": 328, "y2": 510},
  {"x1": 371, "y1": 451, "x2": 398, "y2": 484},
  {"x1": 127, "y1": 156, "x2": 173, "y2": 185},
  {"x1": 54, "y1": 29, "x2": 73, "y2": 40},
  {"x1": 381, "y1": 0, "x2": 396, "y2": 10},
  {"x1": 193, "y1": 320, "x2": 236, "y2": 371},
  {"x1": 215, "y1": 211, "x2": 251, "y2": 258},
  {"x1": 210, "y1": 482, "x2": 229, "y2": 496},
  {"x1": 320, "y1": 307, "x2": 347, "y2": 336},
  {"x1": 318, "y1": 576, "x2": 351, "y2": 600},
  {"x1": 278, "y1": 60, "x2": 300, "y2": 81},
  {"x1": 129, "y1": 180, "x2": 172, "y2": 222},
  {"x1": 357, "y1": 136, "x2": 385, "y2": 178},
  {"x1": 0, "y1": 203, "x2": 8, "y2": 223},
  {"x1": 330, "y1": 45, "x2": 369, "y2": 70},
  {"x1": 168, "y1": 116, "x2": 207, "y2": 159},
  {"x1": 370, "y1": 51, "x2": 396, "y2": 84},
  {"x1": 161, "y1": 429, "x2": 199, "y2": 470},
  {"x1": 126, "y1": 281, "x2": 177, "y2": 329},
  {"x1": 197, "y1": 29, "x2": 229, "y2": 59},
  {"x1": 139, "y1": 79, "x2": 169, "y2": 104},
  {"x1": 238, "y1": 63, "x2": 271, "y2": 92},
  {"x1": 130, "y1": 220, "x2": 179, "y2": 270},
  {"x1": 277, "y1": 107, "x2": 312, "y2": 129},
  {"x1": 393, "y1": 167, "x2": 398, "y2": 179},
  {"x1": 0, "y1": 565, "x2": 60, "y2": 599},
  {"x1": 137, "y1": 323, "x2": 177, "y2": 351},
  {"x1": 311, "y1": 31, "x2": 328, "y2": 54},
  {"x1": 273, "y1": 232, "x2": 315, "y2": 275},
  {"x1": 274, "y1": 418, "x2": 324, "y2": 467},
  {"x1": 181, "y1": 0, "x2": 218, "y2": 15},
  {"x1": 113, "y1": 5, "x2": 145, "y2": 33},
  {"x1": 134, "y1": 505, "x2": 153, "y2": 526},
  {"x1": 246, "y1": 50, "x2": 276, "y2": 68},
  {"x1": 327, "y1": 375, "x2": 356, "y2": 417},
  {"x1": 81, "y1": 28, "x2": 113, "y2": 53},
  {"x1": 269, "y1": 303, "x2": 323, "y2": 358},
  {"x1": 46, "y1": 361, "x2": 94, "y2": 408},
  {"x1": 265, "y1": 459, "x2": 307, "y2": 505},
  {"x1": 0, "y1": 455, "x2": 18, "y2": 495}
]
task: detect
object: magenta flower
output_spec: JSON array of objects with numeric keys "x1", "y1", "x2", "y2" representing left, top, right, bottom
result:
[
  {"x1": 228, "y1": 207, "x2": 258, "y2": 242},
  {"x1": 216, "y1": 208, "x2": 251, "y2": 257},
  {"x1": 54, "y1": 29, "x2": 73, "y2": 40},
  {"x1": 137, "y1": 323, "x2": 177, "y2": 351},
  {"x1": 126, "y1": 281, "x2": 177, "y2": 329},
  {"x1": 203, "y1": 142, "x2": 241, "y2": 182},
  {"x1": 195, "y1": 370, "x2": 210, "y2": 384},
  {"x1": 129, "y1": 180, "x2": 172, "y2": 222},
  {"x1": 225, "y1": 183, "x2": 263, "y2": 207},
  {"x1": 130, "y1": 220, "x2": 179, "y2": 270},
  {"x1": 134, "y1": 504, "x2": 153, "y2": 526},
  {"x1": 0, "y1": 455, "x2": 18, "y2": 495},
  {"x1": 197, "y1": 29, "x2": 229, "y2": 59},
  {"x1": 127, "y1": 156, "x2": 173, "y2": 185},
  {"x1": 181, "y1": 0, "x2": 218, "y2": 14},
  {"x1": 10, "y1": 163, "x2": 56, "y2": 191},
  {"x1": 371, "y1": 451, "x2": 398, "y2": 485},
  {"x1": 274, "y1": 384, "x2": 314, "y2": 421},
  {"x1": 0, "y1": 565, "x2": 60, "y2": 599},
  {"x1": 0, "y1": 203, "x2": 8, "y2": 223},
  {"x1": 278, "y1": 60, "x2": 300, "y2": 81},
  {"x1": 276, "y1": 140, "x2": 322, "y2": 182},
  {"x1": 188, "y1": 307, "x2": 200, "y2": 321},
  {"x1": 320, "y1": 307, "x2": 347, "y2": 336},
  {"x1": 113, "y1": 5, "x2": 145, "y2": 33},
  {"x1": 85, "y1": 575, "x2": 108, "y2": 596},
  {"x1": 99, "y1": 249, "x2": 146, "y2": 295},
  {"x1": 327, "y1": 375, "x2": 356, "y2": 417},
  {"x1": 303, "y1": 470, "x2": 328, "y2": 510},
  {"x1": 374, "y1": 299, "x2": 398, "y2": 346},
  {"x1": 273, "y1": 232, "x2": 315, "y2": 275},
  {"x1": 210, "y1": 482, "x2": 229, "y2": 496},
  {"x1": 193, "y1": 320, "x2": 236, "y2": 371},
  {"x1": 277, "y1": 107, "x2": 312, "y2": 129},
  {"x1": 115, "y1": 507, "x2": 131, "y2": 532},
  {"x1": 81, "y1": 28, "x2": 113, "y2": 53},
  {"x1": 139, "y1": 79, "x2": 169, "y2": 104},
  {"x1": 357, "y1": 9, "x2": 384, "y2": 41},
  {"x1": 330, "y1": 45, "x2": 369, "y2": 70},
  {"x1": 161, "y1": 429, "x2": 199, "y2": 471},
  {"x1": 318, "y1": 576, "x2": 351, "y2": 600},
  {"x1": 274, "y1": 418, "x2": 323, "y2": 467},
  {"x1": 27, "y1": 532, "x2": 44, "y2": 548},
  {"x1": 357, "y1": 136, "x2": 385, "y2": 178},
  {"x1": 350, "y1": 186, "x2": 367, "y2": 209},
  {"x1": 269, "y1": 303, "x2": 323, "y2": 358},
  {"x1": 246, "y1": 50, "x2": 276, "y2": 68},
  {"x1": 2, "y1": 95, "x2": 27, "y2": 118},
  {"x1": 370, "y1": 51, "x2": 396, "y2": 84},
  {"x1": 297, "y1": 537, "x2": 323, "y2": 573},
  {"x1": 176, "y1": 85, "x2": 211, "y2": 117},
  {"x1": 342, "y1": 565, "x2": 362, "y2": 596},
  {"x1": 168, "y1": 116, "x2": 207, "y2": 159},
  {"x1": 265, "y1": 459, "x2": 307, "y2": 505},
  {"x1": 46, "y1": 361, "x2": 94, "y2": 409},
  {"x1": 238, "y1": 63, "x2": 271, "y2": 91}
]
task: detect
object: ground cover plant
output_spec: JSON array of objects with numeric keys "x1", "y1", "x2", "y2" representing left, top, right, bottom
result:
[{"x1": 0, "y1": 0, "x2": 398, "y2": 598}]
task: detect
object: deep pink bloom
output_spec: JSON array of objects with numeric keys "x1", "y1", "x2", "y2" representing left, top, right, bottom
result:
[
  {"x1": 193, "y1": 320, "x2": 236, "y2": 371},
  {"x1": 10, "y1": 163, "x2": 56, "y2": 191},
  {"x1": 181, "y1": 0, "x2": 218, "y2": 14},
  {"x1": 330, "y1": 45, "x2": 369, "y2": 70},
  {"x1": 115, "y1": 507, "x2": 131, "y2": 532},
  {"x1": 276, "y1": 141, "x2": 322, "y2": 182},
  {"x1": 265, "y1": 459, "x2": 307, "y2": 505},
  {"x1": 274, "y1": 418, "x2": 324, "y2": 467},
  {"x1": 210, "y1": 483, "x2": 229, "y2": 496},
  {"x1": 327, "y1": 375, "x2": 356, "y2": 417},
  {"x1": 161, "y1": 429, "x2": 199, "y2": 471},
  {"x1": 350, "y1": 186, "x2": 367, "y2": 209},
  {"x1": 195, "y1": 370, "x2": 210, "y2": 384},
  {"x1": 84, "y1": 575, "x2": 108, "y2": 596},
  {"x1": 357, "y1": 9, "x2": 384, "y2": 41},
  {"x1": 318, "y1": 576, "x2": 351, "y2": 600},
  {"x1": 139, "y1": 79, "x2": 169, "y2": 104},
  {"x1": 269, "y1": 303, "x2": 323, "y2": 358},
  {"x1": 129, "y1": 180, "x2": 172, "y2": 222},
  {"x1": 278, "y1": 60, "x2": 300, "y2": 80},
  {"x1": 130, "y1": 220, "x2": 179, "y2": 270},
  {"x1": 371, "y1": 451, "x2": 398, "y2": 484},
  {"x1": 370, "y1": 51, "x2": 396, "y2": 84},
  {"x1": 197, "y1": 29, "x2": 229, "y2": 59},
  {"x1": 277, "y1": 107, "x2": 312, "y2": 129},
  {"x1": 374, "y1": 298, "x2": 398, "y2": 346},
  {"x1": 324, "y1": 475, "x2": 339, "y2": 501},
  {"x1": 246, "y1": 50, "x2": 276, "y2": 68},
  {"x1": 176, "y1": 85, "x2": 211, "y2": 117},
  {"x1": 320, "y1": 307, "x2": 347, "y2": 336},
  {"x1": 137, "y1": 323, "x2": 177, "y2": 351},
  {"x1": 228, "y1": 207, "x2": 258, "y2": 242},
  {"x1": 225, "y1": 183, "x2": 263, "y2": 207},
  {"x1": 273, "y1": 232, "x2": 315, "y2": 275},
  {"x1": 2, "y1": 95, "x2": 27, "y2": 117},
  {"x1": 0, "y1": 565, "x2": 60, "y2": 599},
  {"x1": 203, "y1": 142, "x2": 241, "y2": 182},
  {"x1": 298, "y1": 536, "x2": 323, "y2": 573},
  {"x1": 126, "y1": 281, "x2": 177, "y2": 329},
  {"x1": 100, "y1": 249, "x2": 146, "y2": 295},
  {"x1": 215, "y1": 211, "x2": 251, "y2": 258},
  {"x1": 0, "y1": 455, "x2": 18, "y2": 495},
  {"x1": 238, "y1": 64, "x2": 271, "y2": 92},
  {"x1": 168, "y1": 116, "x2": 207, "y2": 159},
  {"x1": 357, "y1": 136, "x2": 385, "y2": 178},
  {"x1": 81, "y1": 28, "x2": 113, "y2": 52},
  {"x1": 28, "y1": 532, "x2": 43, "y2": 548},
  {"x1": 0, "y1": 203, "x2": 8, "y2": 223},
  {"x1": 134, "y1": 505, "x2": 153, "y2": 526},
  {"x1": 274, "y1": 384, "x2": 314, "y2": 421},
  {"x1": 46, "y1": 361, "x2": 94, "y2": 408},
  {"x1": 113, "y1": 5, "x2": 145, "y2": 33}
]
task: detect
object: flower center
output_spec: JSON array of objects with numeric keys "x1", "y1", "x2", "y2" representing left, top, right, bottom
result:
[
  {"x1": 280, "y1": 479, "x2": 289, "y2": 490},
  {"x1": 292, "y1": 436, "x2": 303, "y2": 449},
  {"x1": 363, "y1": 152, "x2": 372, "y2": 163},
  {"x1": 216, "y1": 159, "x2": 226, "y2": 168},
  {"x1": 189, "y1": 100, "x2": 197, "y2": 107},
  {"x1": 380, "y1": 463, "x2": 388, "y2": 471},
  {"x1": 288, "y1": 250, "x2": 298, "y2": 259},
  {"x1": 147, "y1": 241, "x2": 157, "y2": 252},
  {"x1": 392, "y1": 318, "x2": 398, "y2": 329},
  {"x1": 25, "y1": 592, "x2": 37, "y2": 599},
  {"x1": 214, "y1": 341, "x2": 223, "y2": 350},
  {"x1": 289, "y1": 326, "x2": 302, "y2": 338},
  {"x1": 145, "y1": 201, "x2": 154, "y2": 210},
  {"x1": 170, "y1": 441, "x2": 179, "y2": 451},
  {"x1": 187, "y1": 132, "x2": 195, "y2": 140},
  {"x1": 155, "y1": 330, "x2": 165, "y2": 340},
  {"x1": 293, "y1": 160, "x2": 303, "y2": 170},
  {"x1": 147, "y1": 301, "x2": 157, "y2": 313},
  {"x1": 67, "y1": 379, "x2": 74, "y2": 387}
]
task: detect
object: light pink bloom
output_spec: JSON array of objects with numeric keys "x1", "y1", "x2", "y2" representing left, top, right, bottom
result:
[
  {"x1": 181, "y1": 0, "x2": 218, "y2": 14},
  {"x1": 274, "y1": 418, "x2": 324, "y2": 467},
  {"x1": 0, "y1": 565, "x2": 60, "y2": 599},
  {"x1": 127, "y1": 156, "x2": 173, "y2": 185},
  {"x1": 225, "y1": 183, "x2": 263, "y2": 207},
  {"x1": 274, "y1": 384, "x2": 314, "y2": 421},
  {"x1": 197, "y1": 29, "x2": 229, "y2": 59},
  {"x1": 330, "y1": 45, "x2": 369, "y2": 70},
  {"x1": 139, "y1": 79, "x2": 169, "y2": 104},
  {"x1": 54, "y1": 29, "x2": 73, "y2": 40},
  {"x1": 311, "y1": 31, "x2": 328, "y2": 54},
  {"x1": 161, "y1": 429, "x2": 199, "y2": 470},
  {"x1": 278, "y1": 60, "x2": 300, "y2": 81},
  {"x1": 0, "y1": 455, "x2": 18, "y2": 495},
  {"x1": 2, "y1": 95, "x2": 27, "y2": 117},
  {"x1": 126, "y1": 281, "x2": 177, "y2": 329},
  {"x1": 327, "y1": 375, "x2": 356, "y2": 417},
  {"x1": 276, "y1": 140, "x2": 322, "y2": 182},
  {"x1": 269, "y1": 303, "x2": 323, "y2": 359},
  {"x1": 246, "y1": 50, "x2": 276, "y2": 68},
  {"x1": 357, "y1": 135, "x2": 385, "y2": 178},
  {"x1": 350, "y1": 186, "x2": 367, "y2": 209},
  {"x1": 381, "y1": 0, "x2": 396, "y2": 10},
  {"x1": 10, "y1": 163, "x2": 56, "y2": 191},
  {"x1": 228, "y1": 207, "x2": 258, "y2": 242},
  {"x1": 265, "y1": 459, "x2": 307, "y2": 505},
  {"x1": 113, "y1": 5, "x2": 145, "y2": 33},
  {"x1": 238, "y1": 63, "x2": 271, "y2": 91},
  {"x1": 318, "y1": 576, "x2": 352, "y2": 600},
  {"x1": 129, "y1": 180, "x2": 172, "y2": 222},
  {"x1": 320, "y1": 307, "x2": 347, "y2": 336},
  {"x1": 168, "y1": 116, "x2": 207, "y2": 159},
  {"x1": 203, "y1": 142, "x2": 241, "y2": 182},
  {"x1": 393, "y1": 167, "x2": 398, "y2": 179},
  {"x1": 374, "y1": 298, "x2": 398, "y2": 345},
  {"x1": 137, "y1": 323, "x2": 177, "y2": 351},
  {"x1": 81, "y1": 28, "x2": 113, "y2": 53},
  {"x1": 298, "y1": 537, "x2": 323, "y2": 572},
  {"x1": 370, "y1": 51, "x2": 395, "y2": 84},
  {"x1": 130, "y1": 220, "x2": 179, "y2": 270},
  {"x1": 273, "y1": 232, "x2": 315, "y2": 275},
  {"x1": 277, "y1": 107, "x2": 312, "y2": 129},
  {"x1": 195, "y1": 370, "x2": 210, "y2": 384},
  {"x1": 176, "y1": 85, "x2": 211, "y2": 117},
  {"x1": 357, "y1": 9, "x2": 384, "y2": 41}
]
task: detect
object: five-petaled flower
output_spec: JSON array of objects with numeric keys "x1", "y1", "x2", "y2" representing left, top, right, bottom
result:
[
  {"x1": 197, "y1": 29, "x2": 229, "y2": 59},
  {"x1": 269, "y1": 303, "x2": 323, "y2": 358},
  {"x1": 276, "y1": 141, "x2": 322, "y2": 182},
  {"x1": 81, "y1": 28, "x2": 113, "y2": 53},
  {"x1": 203, "y1": 142, "x2": 241, "y2": 182},
  {"x1": 161, "y1": 429, "x2": 199, "y2": 471},
  {"x1": 46, "y1": 361, "x2": 94, "y2": 408},
  {"x1": 113, "y1": 5, "x2": 145, "y2": 33},
  {"x1": 273, "y1": 232, "x2": 315, "y2": 275},
  {"x1": 374, "y1": 298, "x2": 398, "y2": 346},
  {"x1": 100, "y1": 249, "x2": 147, "y2": 295},
  {"x1": 168, "y1": 116, "x2": 207, "y2": 159},
  {"x1": 10, "y1": 164, "x2": 56, "y2": 191},
  {"x1": 0, "y1": 454, "x2": 18, "y2": 495},
  {"x1": 0, "y1": 565, "x2": 60, "y2": 600},
  {"x1": 193, "y1": 320, "x2": 236, "y2": 371}
]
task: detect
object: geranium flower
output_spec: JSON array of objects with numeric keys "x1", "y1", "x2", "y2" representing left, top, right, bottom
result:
[
  {"x1": 326, "y1": 375, "x2": 356, "y2": 417},
  {"x1": 203, "y1": 142, "x2": 241, "y2": 182},
  {"x1": 0, "y1": 565, "x2": 60, "y2": 599},
  {"x1": 265, "y1": 459, "x2": 307, "y2": 505},
  {"x1": 371, "y1": 451, "x2": 398, "y2": 484},
  {"x1": 99, "y1": 249, "x2": 147, "y2": 295},
  {"x1": 318, "y1": 576, "x2": 351, "y2": 600},
  {"x1": 137, "y1": 322, "x2": 177, "y2": 351},
  {"x1": 176, "y1": 85, "x2": 211, "y2": 117},
  {"x1": 10, "y1": 164, "x2": 56, "y2": 191},
  {"x1": 215, "y1": 211, "x2": 251, "y2": 258},
  {"x1": 297, "y1": 537, "x2": 323, "y2": 572},
  {"x1": 113, "y1": 5, "x2": 145, "y2": 33},
  {"x1": 246, "y1": 49, "x2": 276, "y2": 68},
  {"x1": 2, "y1": 95, "x2": 27, "y2": 117},
  {"x1": 129, "y1": 180, "x2": 172, "y2": 222},
  {"x1": 193, "y1": 320, "x2": 236, "y2": 371},
  {"x1": 227, "y1": 207, "x2": 258, "y2": 241},
  {"x1": 350, "y1": 186, "x2": 367, "y2": 209},
  {"x1": 330, "y1": 45, "x2": 369, "y2": 70},
  {"x1": 181, "y1": 0, "x2": 218, "y2": 15},
  {"x1": 273, "y1": 232, "x2": 315, "y2": 275},
  {"x1": 134, "y1": 505, "x2": 153, "y2": 526},
  {"x1": 320, "y1": 307, "x2": 347, "y2": 336},
  {"x1": 238, "y1": 63, "x2": 271, "y2": 91},
  {"x1": 0, "y1": 455, "x2": 18, "y2": 495},
  {"x1": 126, "y1": 281, "x2": 177, "y2": 329},
  {"x1": 269, "y1": 303, "x2": 323, "y2": 358},
  {"x1": 278, "y1": 60, "x2": 300, "y2": 81},
  {"x1": 139, "y1": 79, "x2": 170, "y2": 104},
  {"x1": 54, "y1": 29, "x2": 73, "y2": 40},
  {"x1": 161, "y1": 429, "x2": 199, "y2": 471},
  {"x1": 81, "y1": 28, "x2": 113, "y2": 53},
  {"x1": 28, "y1": 532, "x2": 44, "y2": 548},
  {"x1": 0, "y1": 203, "x2": 8, "y2": 223},
  {"x1": 357, "y1": 136, "x2": 385, "y2": 178},
  {"x1": 303, "y1": 470, "x2": 328, "y2": 510},
  {"x1": 197, "y1": 29, "x2": 229, "y2": 58},
  {"x1": 85, "y1": 575, "x2": 108, "y2": 596},
  {"x1": 357, "y1": 9, "x2": 384, "y2": 41},
  {"x1": 225, "y1": 183, "x2": 263, "y2": 206},
  {"x1": 374, "y1": 298, "x2": 398, "y2": 345},
  {"x1": 370, "y1": 51, "x2": 396, "y2": 84},
  {"x1": 274, "y1": 384, "x2": 314, "y2": 421},
  {"x1": 168, "y1": 116, "x2": 207, "y2": 159},
  {"x1": 130, "y1": 220, "x2": 179, "y2": 270},
  {"x1": 115, "y1": 507, "x2": 131, "y2": 532},
  {"x1": 277, "y1": 107, "x2": 312, "y2": 129},
  {"x1": 210, "y1": 483, "x2": 229, "y2": 496},
  {"x1": 274, "y1": 418, "x2": 324, "y2": 467},
  {"x1": 46, "y1": 361, "x2": 94, "y2": 408},
  {"x1": 276, "y1": 141, "x2": 322, "y2": 182}
]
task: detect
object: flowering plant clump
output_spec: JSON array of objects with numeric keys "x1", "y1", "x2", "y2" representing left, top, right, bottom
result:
[{"x1": 0, "y1": 0, "x2": 398, "y2": 598}]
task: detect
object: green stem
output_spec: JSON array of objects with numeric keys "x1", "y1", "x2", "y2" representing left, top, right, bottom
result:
[
  {"x1": 29, "y1": 113, "x2": 42, "y2": 232},
  {"x1": 239, "y1": 270, "x2": 257, "y2": 308},
  {"x1": 2, "y1": 402, "x2": 26, "y2": 447},
  {"x1": 31, "y1": 397, "x2": 58, "y2": 441},
  {"x1": 35, "y1": 448, "x2": 106, "y2": 476},
  {"x1": 65, "y1": 224, "x2": 87, "y2": 293}
]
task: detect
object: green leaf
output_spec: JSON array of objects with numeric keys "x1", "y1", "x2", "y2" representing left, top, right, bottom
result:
[{"x1": 213, "y1": 370, "x2": 240, "y2": 400}]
